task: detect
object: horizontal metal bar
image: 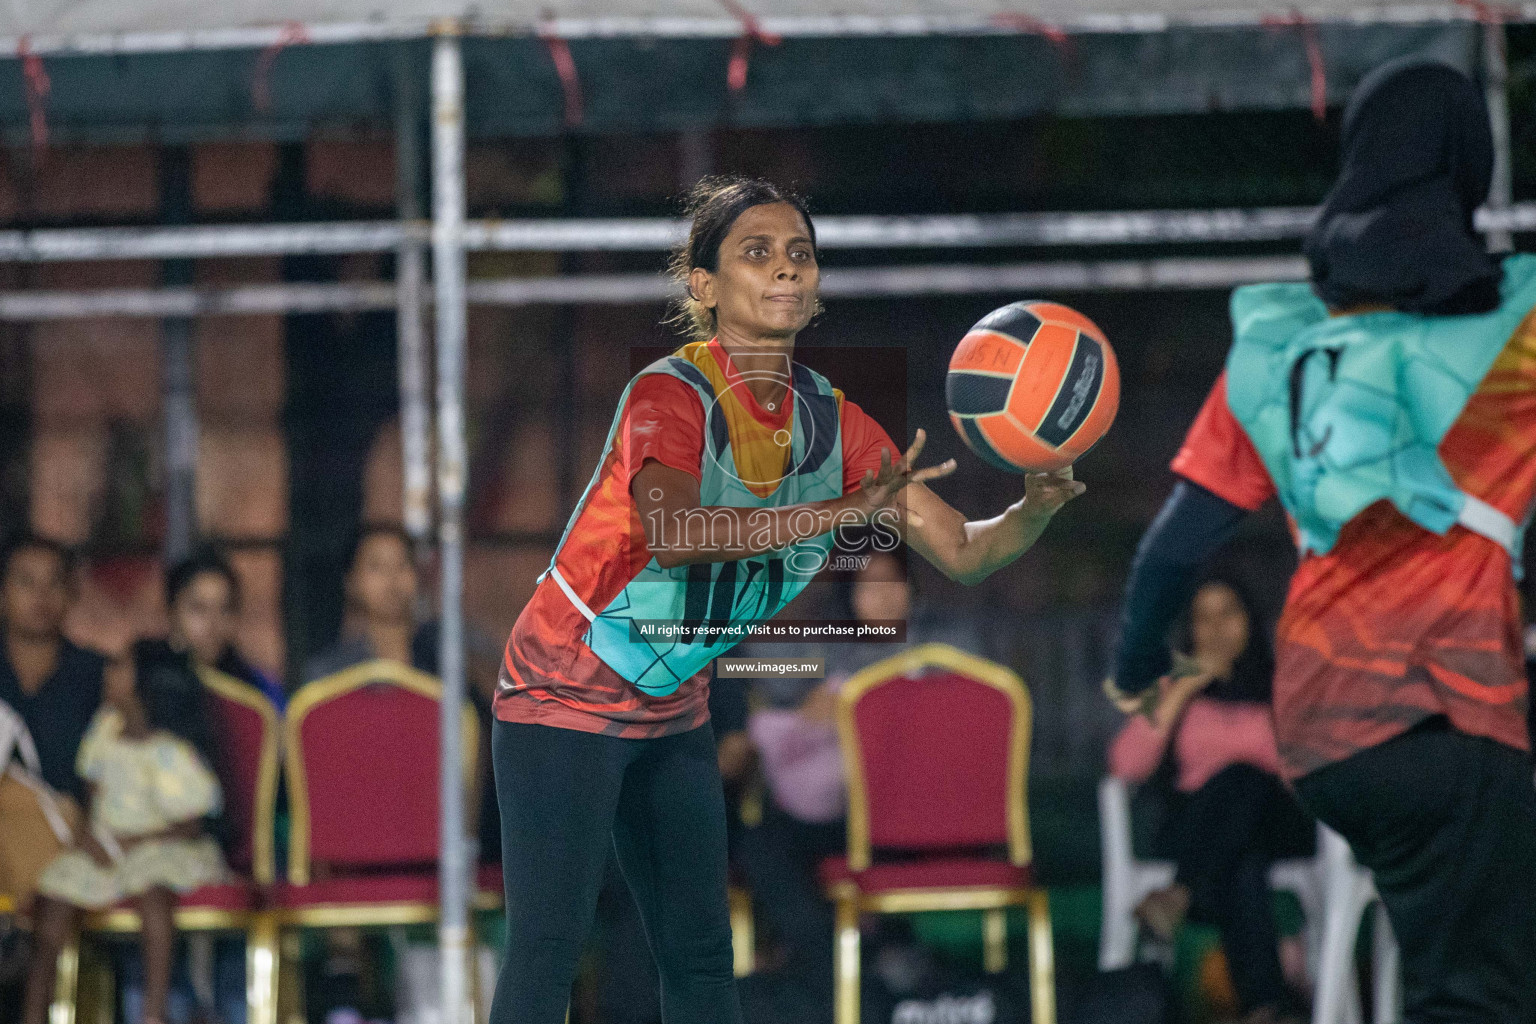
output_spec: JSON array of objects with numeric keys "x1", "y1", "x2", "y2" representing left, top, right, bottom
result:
[
  {"x1": 819, "y1": 256, "x2": 1308, "y2": 296},
  {"x1": 0, "y1": 281, "x2": 397, "y2": 318},
  {"x1": 461, "y1": 207, "x2": 1328, "y2": 250},
  {"x1": 465, "y1": 274, "x2": 674, "y2": 305},
  {"x1": 816, "y1": 208, "x2": 1324, "y2": 247},
  {"x1": 2, "y1": 204, "x2": 1532, "y2": 263},
  {"x1": 461, "y1": 218, "x2": 683, "y2": 252},
  {"x1": 0, "y1": 221, "x2": 424, "y2": 261},
  {"x1": 0, "y1": 4, "x2": 1532, "y2": 58},
  {"x1": 0, "y1": 255, "x2": 1312, "y2": 320}
]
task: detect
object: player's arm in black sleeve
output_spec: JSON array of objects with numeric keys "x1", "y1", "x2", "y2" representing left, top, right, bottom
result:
[{"x1": 1113, "y1": 479, "x2": 1250, "y2": 697}]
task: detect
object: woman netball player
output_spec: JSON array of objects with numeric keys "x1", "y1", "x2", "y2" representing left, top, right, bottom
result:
[{"x1": 490, "y1": 177, "x2": 1084, "y2": 1024}]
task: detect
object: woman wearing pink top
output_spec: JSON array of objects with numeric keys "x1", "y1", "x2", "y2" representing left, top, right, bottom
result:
[{"x1": 1108, "y1": 576, "x2": 1313, "y2": 1024}]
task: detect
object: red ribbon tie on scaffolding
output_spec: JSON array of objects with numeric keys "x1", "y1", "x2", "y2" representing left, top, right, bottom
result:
[
  {"x1": 252, "y1": 21, "x2": 309, "y2": 113},
  {"x1": 539, "y1": 19, "x2": 585, "y2": 129},
  {"x1": 989, "y1": 13, "x2": 1072, "y2": 54},
  {"x1": 1261, "y1": 10, "x2": 1326, "y2": 121},
  {"x1": 1455, "y1": 0, "x2": 1518, "y2": 23},
  {"x1": 18, "y1": 37, "x2": 50, "y2": 152},
  {"x1": 721, "y1": 0, "x2": 781, "y2": 95}
]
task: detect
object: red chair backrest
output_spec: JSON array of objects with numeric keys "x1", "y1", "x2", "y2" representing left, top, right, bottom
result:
[
  {"x1": 289, "y1": 665, "x2": 459, "y2": 875},
  {"x1": 200, "y1": 667, "x2": 279, "y2": 883},
  {"x1": 841, "y1": 645, "x2": 1031, "y2": 866}
]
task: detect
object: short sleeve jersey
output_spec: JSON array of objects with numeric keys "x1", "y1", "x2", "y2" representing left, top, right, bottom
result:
[
  {"x1": 496, "y1": 340, "x2": 900, "y2": 739},
  {"x1": 1172, "y1": 313, "x2": 1536, "y2": 779}
]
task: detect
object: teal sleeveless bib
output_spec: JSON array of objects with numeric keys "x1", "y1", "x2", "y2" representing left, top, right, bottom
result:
[
  {"x1": 1226, "y1": 253, "x2": 1536, "y2": 560},
  {"x1": 543, "y1": 352, "x2": 845, "y2": 696}
]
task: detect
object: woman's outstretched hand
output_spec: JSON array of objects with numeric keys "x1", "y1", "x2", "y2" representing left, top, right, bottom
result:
[{"x1": 857, "y1": 429, "x2": 957, "y2": 517}]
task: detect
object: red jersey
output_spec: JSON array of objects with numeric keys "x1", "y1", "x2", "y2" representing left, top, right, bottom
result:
[
  {"x1": 496, "y1": 340, "x2": 900, "y2": 739},
  {"x1": 1173, "y1": 313, "x2": 1536, "y2": 779}
]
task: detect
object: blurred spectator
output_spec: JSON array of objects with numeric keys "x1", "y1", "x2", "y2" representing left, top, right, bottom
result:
[
  {"x1": 1107, "y1": 576, "x2": 1312, "y2": 1024},
  {"x1": 302, "y1": 524, "x2": 435, "y2": 684},
  {"x1": 300, "y1": 523, "x2": 501, "y2": 851},
  {"x1": 0, "y1": 532, "x2": 106, "y2": 804},
  {"x1": 0, "y1": 533, "x2": 103, "y2": 1024},
  {"x1": 23, "y1": 639, "x2": 226, "y2": 1024},
  {"x1": 735, "y1": 550, "x2": 979, "y2": 1021},
  {"x1": 165, "y1": 549, "x2": 285, "y2": 710}
]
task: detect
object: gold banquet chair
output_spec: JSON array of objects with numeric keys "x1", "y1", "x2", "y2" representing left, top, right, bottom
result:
[
  {"x1": 818, "y1": 644, "x2": 1056, "y2": 1024},
  {"x1": 266, "y1": 660, "x2": 496, "y2": 1024}
]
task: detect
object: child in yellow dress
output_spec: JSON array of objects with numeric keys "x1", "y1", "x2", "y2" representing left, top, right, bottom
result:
[{"x1": 22, "y1": 647, "x2": 227, "y2": 1024}]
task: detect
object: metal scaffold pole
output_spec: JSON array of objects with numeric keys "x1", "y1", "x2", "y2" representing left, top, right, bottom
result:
[
  {"x1": 1484, "y1": 18, "x2": 1515, "y2": 253},
  {"x1": 431, "y1": 26, "x2": 473, "y2": 1024},
  {"x1": 161, "y1": 147, "x2": 198, "y2": 563},
  {"x1": 396, "y1": 44, "x2": 433, "y2": 559}
]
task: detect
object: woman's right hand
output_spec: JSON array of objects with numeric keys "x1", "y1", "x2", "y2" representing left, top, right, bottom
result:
[
  {"x1": 1148, "y1": 670, "x2": 1217, "y2": 731},
  {"x1": 1105, "y1": 665, "x2": 1216, "y2": 729},
  {"x1": 856, "y1": 429, "x2": 956, "y2": 518}
]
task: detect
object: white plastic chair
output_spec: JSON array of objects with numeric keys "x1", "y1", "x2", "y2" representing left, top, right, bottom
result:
[
  {"x1": 1311, "y1": 827, "x2": 1400, "y2": 1024},
  {"x1": 1098, "y1": 775, "x2": 1323, "y2": 976}
]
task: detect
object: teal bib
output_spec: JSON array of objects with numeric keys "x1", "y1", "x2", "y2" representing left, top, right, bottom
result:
[
  {"x1": 544, "y1": 352, "x2": 845, "y2": 696},
  {"x1": 1226, "y1": 253, "x2": 1536, "y2": 560}
]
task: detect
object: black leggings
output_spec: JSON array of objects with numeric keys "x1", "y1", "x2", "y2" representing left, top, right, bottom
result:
[
  {"x1": 1295, "y1": 720, "x2": 1536, "y2": 1024},
  {"x1": 490, "y1": 719, "x2": 744, "y2": 1024}
]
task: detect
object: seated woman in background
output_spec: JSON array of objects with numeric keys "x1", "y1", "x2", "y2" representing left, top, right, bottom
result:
[
  {"x1": 302, "y1": 524, "x2": 436, "y2": 684},
  {"x1": 1108, "y1": 575, "x2": 1312, "y2": 1024},
  {"x1": 164, "y1": 548, "x2": 285, "y2": 711},
  {"x1": 22, "y1": 637, "x2": 226, "y2": 1024}
]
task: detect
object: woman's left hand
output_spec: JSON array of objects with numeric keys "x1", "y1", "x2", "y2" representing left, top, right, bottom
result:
[{"x1": 1019, "y1": 466, "x2": 1087, "y2": 519}]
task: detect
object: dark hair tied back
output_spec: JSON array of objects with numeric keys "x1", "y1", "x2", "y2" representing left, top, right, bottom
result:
[
  {"x1": 0, "y1": 530, "x2": 74, "y2": 582},
  {"x1": 666, "y1": 176, "x2": 818, "y2": 341},
  {"x1": 166, "y1": 546, "x2": 241, "y2": 611}
]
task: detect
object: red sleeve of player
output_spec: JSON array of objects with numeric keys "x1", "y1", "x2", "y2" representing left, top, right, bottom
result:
[
  {"x1": 1170, "y1": 372, "x2": 1276, "y2": 512},
  {"x1": 839, "y1": 398, "x2": 903, "y2": 492},
  {"x1": 619, "y1": 374, "x2": 706, "y2": 485}
]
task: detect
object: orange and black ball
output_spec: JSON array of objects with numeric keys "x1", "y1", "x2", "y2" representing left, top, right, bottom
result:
[{"x1": 946, "y1": 301, "x2": 1120, "y2": 473}]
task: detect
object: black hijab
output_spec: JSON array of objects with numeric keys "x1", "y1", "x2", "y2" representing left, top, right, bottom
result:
[{"x1": 1305, "y1": 60, "x2": 1501, "y2": 316}]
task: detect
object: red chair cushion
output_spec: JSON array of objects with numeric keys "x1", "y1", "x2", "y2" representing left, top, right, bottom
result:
[
  {"x1": 274, "y1": 873, "x2": 441, "y2": 907},
  {"x1": 297, "y1": 683, "x2": 444, "y2": 867},
  {"x1": 275, "y1": 865, "x2": 507, "y2": 908},
  {"x1": 817, "y1": 855, "x2": 1035, "y2": 894},
  {"x1": 851, "y1": 672, "x2": 1016, "y2": 851},
  {"x1": 172, "y1": 882, "x2": 258, "y2": 912}
]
